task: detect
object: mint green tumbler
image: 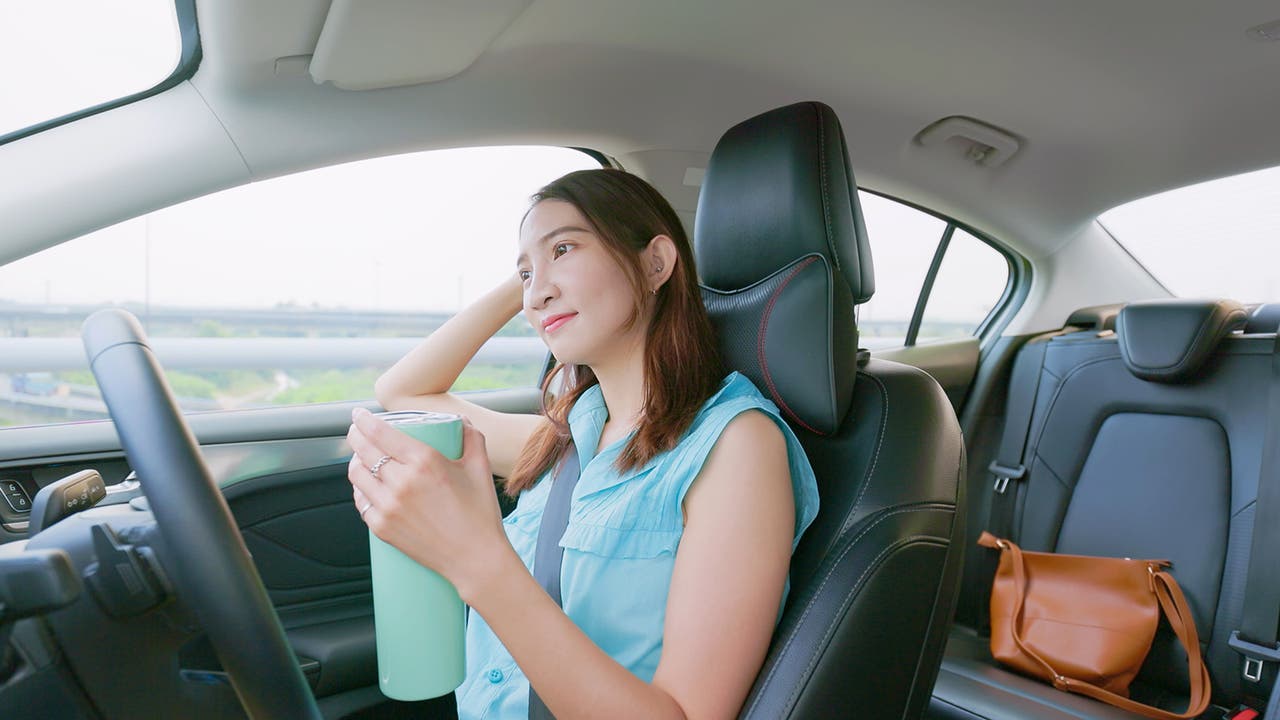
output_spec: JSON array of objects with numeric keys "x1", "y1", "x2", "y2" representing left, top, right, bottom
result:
[{"x1": 369, "y1": 410, "x2": 466, "y2": 700}]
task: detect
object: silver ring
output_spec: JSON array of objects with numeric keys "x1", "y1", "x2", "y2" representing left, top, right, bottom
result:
[
  {"x1": 359, "y1": 502, "x2": 372, "y2": 518},
  {"x1": 369, "y1": 454, "x2": 393, "y2": 477}
]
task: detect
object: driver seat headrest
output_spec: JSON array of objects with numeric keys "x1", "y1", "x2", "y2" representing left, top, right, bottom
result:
[{"x1": 694, "y1": 101, "x2": 874, "y2": 435}]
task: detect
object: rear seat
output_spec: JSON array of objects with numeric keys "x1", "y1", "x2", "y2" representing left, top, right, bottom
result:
[{"x1": 931, "y1": 298, "x2": 1276, "y2": 719}]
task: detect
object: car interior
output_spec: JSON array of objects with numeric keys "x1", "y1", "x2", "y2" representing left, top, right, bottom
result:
[{"x1": 3, "y1": 2, "x2": 1280, "y2": 719}]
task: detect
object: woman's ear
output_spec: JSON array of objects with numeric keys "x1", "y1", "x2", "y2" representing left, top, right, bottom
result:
[{"x1": 645, "y1": 235, "x2": 679, "y2": 294}]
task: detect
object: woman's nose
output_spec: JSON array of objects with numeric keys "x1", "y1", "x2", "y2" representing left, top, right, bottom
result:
[{"x1": 526, "y1": 271, "x2": 558, "y2": 310}]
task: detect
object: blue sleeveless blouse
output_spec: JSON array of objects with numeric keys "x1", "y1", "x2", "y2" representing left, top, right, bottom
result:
[{"x1": 456, "y1": 372, "x2": 820, "y2": 719}]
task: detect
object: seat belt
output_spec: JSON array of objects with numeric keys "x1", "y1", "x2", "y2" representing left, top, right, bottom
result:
[
  {"x1": 528, "y1": 444, "x2": 582, "y2": 720},
  {"x1": 1229, "y1": 330, "x2": 1280, "y2": 691},
  {"x1": 976, "y1": 330, "x2": 1066, "y2": 631},
  {"x1": 986, "y1": 336, "x2": 1053, "y2": 533}
]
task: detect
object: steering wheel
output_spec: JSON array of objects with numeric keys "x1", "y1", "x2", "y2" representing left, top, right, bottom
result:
[{"x1": 83, "y1": 309, "x2": 322, "y2": 719}]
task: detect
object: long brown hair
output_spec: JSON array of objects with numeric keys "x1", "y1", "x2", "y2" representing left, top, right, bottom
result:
[{"x1": 504, "y1": 169, "x2": 724, "y2": 495}]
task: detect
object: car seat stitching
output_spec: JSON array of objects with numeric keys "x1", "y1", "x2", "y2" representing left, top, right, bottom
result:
[
  {"x1": 786, "y1": 533, "x2": 944, "y2": 710},
  {"x1": 1137, "y1": 307, "x2": 1243, "y2": 374},
  {"x1": 1007, "y1": 354, "x2": 1118, "y2": 543},
  {"x1": 758, "y1": 256, "x2": 824, "y2": 435},
  {"x1": 1034, "y1": 456, "x2": 1070, "y2": 492},
  {"x1": 1232, "y1": 498, "x2": 1257, "y2": 520},
  {"x1": 1013, "y1": 453, "x2": 1064, "y2": 543},
  {"x1": 748, "y1": 506, "x2": 941, "y2": 715},
  {"x1": 1164, "y1": 307, "x2": 1219, "y2": 371},
  {"x1": 749, "y1": 508, "x2": 911, "y2": 710},
  {"x1": 847, "y1": 370, "x2": 890, "y2": 526},
  {"x1": 1026, "y1": 355, "x2": 1120, "y2": 459},
  {"x1": 813, "y1": 103, "x2": 840, "y2": 274},
  {"x1": 931, "y1": 695, "x2": 985, "y2": 720}
]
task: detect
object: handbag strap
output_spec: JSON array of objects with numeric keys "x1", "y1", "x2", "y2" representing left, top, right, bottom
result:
[
  {"x1": 528, "y1": 444, "x2": 582, "y2": 720},
  {"x1": 982, "y1": 533, "x2": 1212, "y2": 719}
]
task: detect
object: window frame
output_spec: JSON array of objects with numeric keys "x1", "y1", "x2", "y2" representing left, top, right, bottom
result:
[
  {"x1": 0, "y1": 0, "x2": 202, "y2": 147},
  {"x1": 858, "y1": 188, "x2": 1026, "y2": 348}
]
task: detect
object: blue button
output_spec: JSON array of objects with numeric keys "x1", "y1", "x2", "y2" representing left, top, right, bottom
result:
[{"x1": 487, "y1": 669, "x2": 504, "y2": 684}]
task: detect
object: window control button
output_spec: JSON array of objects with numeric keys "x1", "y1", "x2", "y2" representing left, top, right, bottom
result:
[
  {"x1": 4, "y1": 492, "x2": 31, "y2": 513},
  {"x1": 3, "y1": 482, "x2": 33, "y2": 514}
]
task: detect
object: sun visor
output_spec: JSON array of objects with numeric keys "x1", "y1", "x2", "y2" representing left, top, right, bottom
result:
[{"x1": 309, "y1": 0, "x2": 531, "y2": 91}]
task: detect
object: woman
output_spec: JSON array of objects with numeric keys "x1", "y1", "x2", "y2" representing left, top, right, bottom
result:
[{"x1": 347, "y1": 169, "x2": 819, "y2": 719}]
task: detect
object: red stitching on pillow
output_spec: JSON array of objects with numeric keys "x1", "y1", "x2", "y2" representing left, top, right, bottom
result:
[{"x1": 757, "y1": 256, "x2": 826, "y2": 436}]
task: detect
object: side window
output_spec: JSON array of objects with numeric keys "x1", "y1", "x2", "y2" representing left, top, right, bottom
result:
[
  {"x1": 0, "y1": 146, "x2": 599, "y2": 429},
  {"x1": 856, "y1": 191, "x2": 1011, "y2": 349},
  {"x1": 857, "y1": 194, "x2": 948, "y2": 348},
  {"x1": 918, "y1": 228, "x2": 1010, "y2": 341}
]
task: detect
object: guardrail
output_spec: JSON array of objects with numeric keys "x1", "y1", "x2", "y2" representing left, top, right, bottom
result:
[{"x1": 0, "y1": 337, "x2": 549, "y2": 373}]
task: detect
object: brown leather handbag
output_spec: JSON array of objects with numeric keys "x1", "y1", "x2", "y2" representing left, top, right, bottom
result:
[{"x1": 979, "y1": 532, "x2": 1211, "y2": 719}]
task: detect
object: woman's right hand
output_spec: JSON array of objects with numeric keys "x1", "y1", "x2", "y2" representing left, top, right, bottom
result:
[
  {"x1": 348, "y1": 411, "x2": 515, "y2": 600},
  {"x1": 371, "y1": 273, "x2": 546, "y2": 479}
]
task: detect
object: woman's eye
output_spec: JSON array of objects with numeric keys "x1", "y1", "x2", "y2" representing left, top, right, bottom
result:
[
  {"x1": 518, "y1": 269, "x2": 531, "y2": 281},
  {"x1": 553, "y1": 242, "x2": 571, "y2": 258}
]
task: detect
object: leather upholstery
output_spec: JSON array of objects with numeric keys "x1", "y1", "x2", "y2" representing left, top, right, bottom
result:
[
  {"x1": 696, "y1": 101, "x2": 874, "y2": 303},
  {"x1": 702, "y1": 255, "x2": 856, "y2": 436},
  {"x1": 1246, "y1": 302, "x2": 1280, "y2": 333},
  {"x1": 696, "y1": 101, "x2": 862, "y2": 435},
  {"x1": 1065, "y1": 303, "x2": 1123, "y2": 332},
  {"x1": 1116, "y1": 299, "x2": 1247, "y2": 383},
  {"x1": 935, "y1": 629, "x2": 1148, "y2": 720},
  {"x1": 931, "y1": 321, "x2": 1274, "y2": 718},
  {"x1": 694, "y1": 101, "x2": 965, "y2": 720}
]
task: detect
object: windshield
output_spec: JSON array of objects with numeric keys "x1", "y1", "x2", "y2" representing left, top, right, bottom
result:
[
  {"x1": 1, "y1": 0, "x2": 182, "y2": 139},
  {"x1": 1098, "y1": 164, "x2": 1280, "y2": 302}
]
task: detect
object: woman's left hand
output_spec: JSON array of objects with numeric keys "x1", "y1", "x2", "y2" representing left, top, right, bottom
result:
[{"x1": 347, "y1": 408, "x2": 511, "y2": 600}]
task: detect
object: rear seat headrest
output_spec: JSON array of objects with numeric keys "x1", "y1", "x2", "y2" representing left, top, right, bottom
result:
[
  {"x1": 1246, "y1": 303, "x2": 1280, "y2": 333},
  {"x1": 1065, "y1": 303, "x2": 1122, "y2": 331},
  {"x1": 1116, "y1": 299, "x2": 1248, "y2": 383}
]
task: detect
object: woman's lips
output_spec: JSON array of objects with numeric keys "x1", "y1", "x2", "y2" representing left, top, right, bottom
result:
[{"x1": 543, "y1": 313, "x2": 577, "y2": 333}]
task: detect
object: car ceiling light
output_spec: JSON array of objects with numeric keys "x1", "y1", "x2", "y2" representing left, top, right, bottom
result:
[{"x1": 914, "y1": 116, "x2": 1022, "y2": 169}]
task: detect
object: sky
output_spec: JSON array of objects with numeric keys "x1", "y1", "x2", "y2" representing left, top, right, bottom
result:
[{"x1": 0, "y1": 147, "x2": 599, "y2": 313}]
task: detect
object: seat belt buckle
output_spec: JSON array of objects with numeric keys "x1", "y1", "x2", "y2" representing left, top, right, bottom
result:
[
  {"x1": 1221, "y1": 705, "x2": 1260, "y2": 720},
  {"x1": 1229, "y1": 630, "x2": 1280, "y2": 683},
  {"x1": 988, "y1": 462, "x2": 1026, "y2": 494}
]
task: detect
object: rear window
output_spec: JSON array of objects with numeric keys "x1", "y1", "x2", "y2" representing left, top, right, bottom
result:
[
  {"x1": 1, "y1": 0, "x2": 184, "y2": 140},
  {"x1": 1099, "y1": 164, "x2": 1280, "y2": 301}
]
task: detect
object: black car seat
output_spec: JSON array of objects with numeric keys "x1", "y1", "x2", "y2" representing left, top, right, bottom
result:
[
  {"x1": 931, "y1": 298, "x2": 1272, "y2": 718},
  {"x1": 694, "y1": 100, "x2": 967, "y2": 719}
]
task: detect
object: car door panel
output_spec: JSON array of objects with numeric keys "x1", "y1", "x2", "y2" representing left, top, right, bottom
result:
[
  {"x1": 0, "y1": 387, "x2": 539, "y2": 717},
  {"x1": 872, "y1": 337, "x2": 980, "y2": 411}
]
